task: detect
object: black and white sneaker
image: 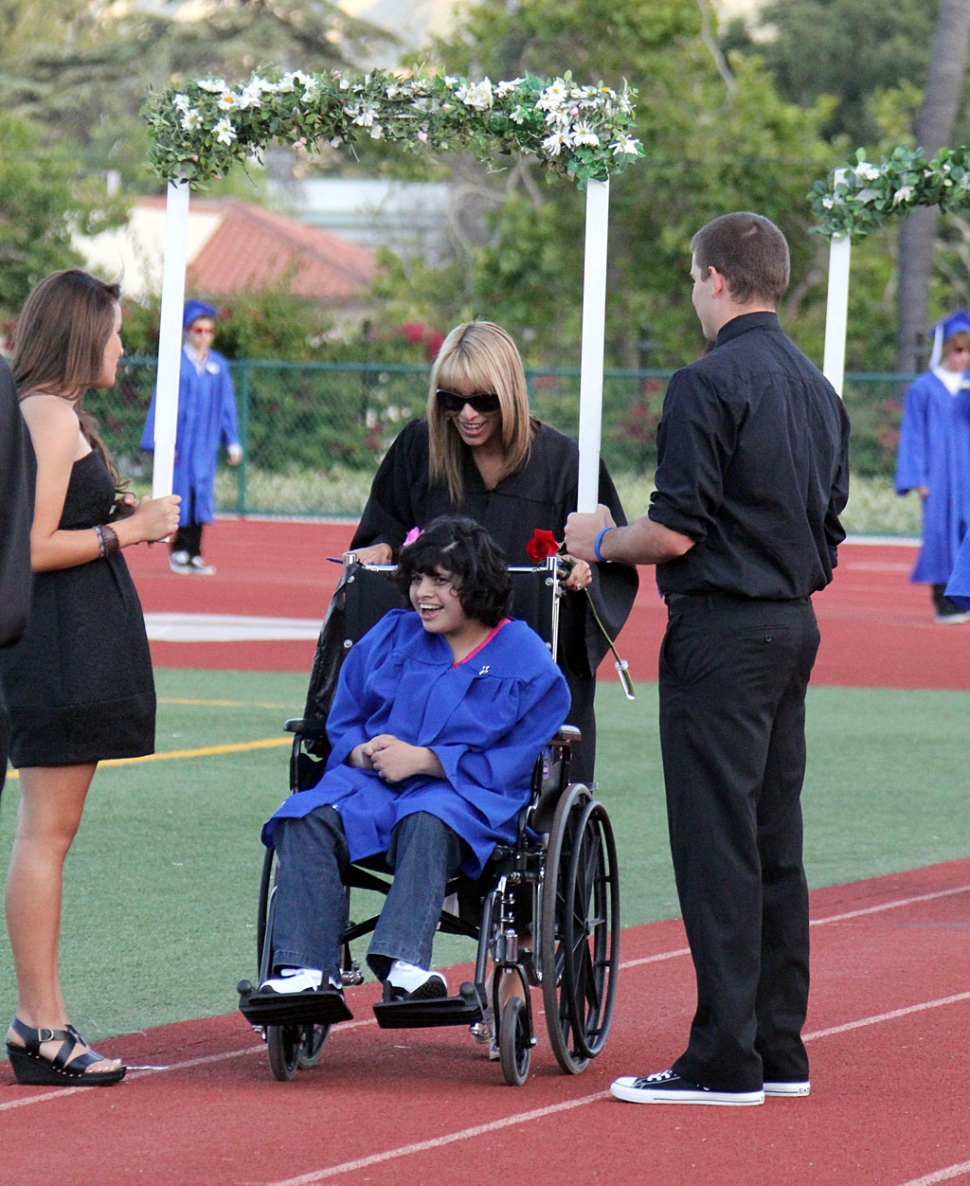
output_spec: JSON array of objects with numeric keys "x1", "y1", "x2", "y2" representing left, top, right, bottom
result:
[
  {"x1": 763, "y1": 1079, "x2": 811, "y2": 1097},
  {"x1": 610, "y1": 1069, "x2": 764, "y2": 1106},
  {"x1": 383, "y1": 959, "x2": 448, "y2": 1002},
  {"x1": 259, "y1": 967, "x2": 325, "y2": 995}
]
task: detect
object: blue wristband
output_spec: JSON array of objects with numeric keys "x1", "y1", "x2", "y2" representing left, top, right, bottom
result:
[{"x1": 594, "y1": 526, "x2": 614, "y2": 563}]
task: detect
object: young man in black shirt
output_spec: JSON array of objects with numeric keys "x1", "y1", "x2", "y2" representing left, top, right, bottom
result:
[{"x1": 566, "y1": 212, "x2": 850, "y2": 1105}]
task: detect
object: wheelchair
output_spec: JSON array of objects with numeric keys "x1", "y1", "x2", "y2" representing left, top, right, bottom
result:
[{"x1": 237, "y1": 554, "x2": 620, "y2": 1087}]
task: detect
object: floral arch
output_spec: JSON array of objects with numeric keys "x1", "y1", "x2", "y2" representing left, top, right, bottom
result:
[
  {"x1": 143, "y1": 69, "x2": 643, "y2": 508},
  {"x1": 810, "y1": 146, "x2": 970, "y2": 394}
]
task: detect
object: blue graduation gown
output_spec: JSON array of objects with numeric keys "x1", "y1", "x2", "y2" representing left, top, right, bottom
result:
[
  {"x1": 895, "y1": 369, "x2": 970, "y2": 584},
  {"x1": 945, "y1": 533, "x2": 970, "y2": 608},
  {"x1": 141, "y1": 347, "x2": 239, "y2": 526},
  {"x1": 263, "y1": 609, "x2": 570, "y2": 878},
  {"x1": 348, "y1": 419, "x2": 638, "y2": 783}
]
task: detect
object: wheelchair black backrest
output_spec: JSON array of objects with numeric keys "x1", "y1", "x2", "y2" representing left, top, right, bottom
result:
[{"x1": 299, "y1": 556, "x2": 561, "y2": 767}]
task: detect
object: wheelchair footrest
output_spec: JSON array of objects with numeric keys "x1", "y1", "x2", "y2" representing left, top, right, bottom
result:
[
  {"x1": 239, "y1": 986, "x2": 353, "y2": 1028},
  {"x1": 373, "y1": 994, "x2": 482, "y2": 1030}
]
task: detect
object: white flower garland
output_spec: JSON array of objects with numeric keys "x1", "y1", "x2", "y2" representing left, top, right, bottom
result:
[
  {"x1": 146, "y1": 68, "x2": 643, "y2": 189},
  {"x1": 811, "y1": 145, "x2": 970, "y2": 239}
]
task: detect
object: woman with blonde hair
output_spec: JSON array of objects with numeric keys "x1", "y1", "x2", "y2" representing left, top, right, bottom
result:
[
  {"x1": 351, "y1": 320, "x2": 637, "y2": 782},
  {"x1": 0, "y1": 270, "x2": 180, "y2": 1086}
]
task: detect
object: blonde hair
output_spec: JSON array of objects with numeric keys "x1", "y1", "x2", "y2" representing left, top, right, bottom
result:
[{"x1": 427, "y1": 321, "x2": 537, "y2": 504}]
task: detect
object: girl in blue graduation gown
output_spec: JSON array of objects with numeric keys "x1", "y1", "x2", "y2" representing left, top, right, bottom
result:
[
  {"x1": 140, "y1": 299, "x2": 241, "y2": 574},
  {"x1": 261, "y1": 516, "x2": 570, "y2": 1003},
  {"x1": 895, "y1": 310, "x2": 970, "y2": 621}
]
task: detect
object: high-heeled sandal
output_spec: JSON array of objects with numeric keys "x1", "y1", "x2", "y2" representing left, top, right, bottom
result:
[{"x1": 5, "y1": 1017, "x2": 126, "y2": 1086}]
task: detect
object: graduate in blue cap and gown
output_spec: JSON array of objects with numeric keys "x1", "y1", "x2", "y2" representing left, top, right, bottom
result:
[
  {"x1": 895, "y1": 308, "x2": 970, "y2": 622},
  {"x1": 141, "y1": 298, "x2": 242, "y2": 574}
]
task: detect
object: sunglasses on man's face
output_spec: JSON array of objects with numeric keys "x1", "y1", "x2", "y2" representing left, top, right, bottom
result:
[{"x1": 436, "y1": 387, "x2": 501, "y2": 414}]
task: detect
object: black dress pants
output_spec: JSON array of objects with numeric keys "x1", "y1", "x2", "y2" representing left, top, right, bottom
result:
[{"x1": 659, "y1": 593, "x2": 820, "y2": 1092}]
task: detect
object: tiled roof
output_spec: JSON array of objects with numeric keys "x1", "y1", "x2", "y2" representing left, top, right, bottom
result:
[{"x1": 138, "y1": 195, "x2": 377, "y2": 301}]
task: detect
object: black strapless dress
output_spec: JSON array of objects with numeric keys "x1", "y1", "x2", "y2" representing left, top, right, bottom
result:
[{"x1": 0, "y1": 451, "x2": 155, "y2": 766}]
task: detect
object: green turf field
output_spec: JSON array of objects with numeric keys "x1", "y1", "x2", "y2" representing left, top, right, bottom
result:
[{"x1": 1, "y1": 671, "x2": 968, "y2": 1041}]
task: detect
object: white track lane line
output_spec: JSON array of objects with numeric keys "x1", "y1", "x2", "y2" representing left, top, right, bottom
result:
[
  {"x1": 252, "y1": 991, "x2": 970, "y2": 1186},
  {"x1": 3, "y1": 884, "x2": 968, "y2": 1120},
  {"x1": 803, "y1": 991, "x2": 970, "y2": 1041},
  {"x1": 895, "y1": 1163, "x2": 970, "y2": 1186},
  {"x1": 263, "y1": 1093, "x2": 611, "y2": 1186},
  {"x1": 0, "y1": 1019, "x2": 378, "y2": 1113},
  {"x1": 619, "y1": 883, "x2": 970, "y2": 972}
]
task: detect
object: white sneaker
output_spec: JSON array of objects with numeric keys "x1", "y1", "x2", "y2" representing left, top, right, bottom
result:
[
  {"x1": 260, "y1": 967, "x2": 324, "y2": 995},
  {"x1": 383, "y1": 959, "x2": 447, "y2": 1001},
  {"x1": 610, "y1": 1070, "x2": 764, "y2": 1106},
  {"x1": 188, "y1": 556, "x2": 216, "y2": 575},
  {"x1": 764, "y1": 1079, "x2": 811, "y2": 1097},
  {"x1": 169, "y1": 551, "x2": 191, "y2": 574}
]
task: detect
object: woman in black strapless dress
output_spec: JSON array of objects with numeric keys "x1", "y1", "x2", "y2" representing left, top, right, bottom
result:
[{"x1": 0, "y1": 271, "x2": 180, "y2": 1087}]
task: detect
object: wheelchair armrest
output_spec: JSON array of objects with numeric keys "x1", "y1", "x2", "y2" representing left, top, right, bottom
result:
[
  {"x1": 552, "y1": 725, "x2": 582, "y2": 747},
  {"x1": 528, "y1": 725, "x2": 584, "y2": 833},
  {"x1": 284, "y1": 717, "x2": 328, "y2": 743}
]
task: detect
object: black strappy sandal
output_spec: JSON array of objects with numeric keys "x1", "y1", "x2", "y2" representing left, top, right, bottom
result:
[{"x1": 5, "y1": 1018, "x2": 126, "y2": 1086}]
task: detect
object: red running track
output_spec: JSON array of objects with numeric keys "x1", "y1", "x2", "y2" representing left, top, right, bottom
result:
[
  {"x1": 128, "y1": 520, "x2": 970, "y2": 690},
  {"x1": 15, "y1": 523, "x2": 955, "y2": 1184},
  {"x1": 2, "y1": 860, "x2": 968, "y2": 1186}
]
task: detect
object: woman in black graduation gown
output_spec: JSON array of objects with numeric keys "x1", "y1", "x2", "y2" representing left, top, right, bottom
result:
[{"x1": 350, "y1": 320, "x2": 638, "y2": 782}]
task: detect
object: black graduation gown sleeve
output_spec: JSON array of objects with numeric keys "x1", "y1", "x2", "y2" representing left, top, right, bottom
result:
[
  {"x1": 0, "y1": 358, "x2": 34, "y2": 792},
  {"x1": 0, "y1": 360, "x2": 32, "y2": 649},
  {"x1": 349, "y1": 420, "x2": 432, "y2": 553}
]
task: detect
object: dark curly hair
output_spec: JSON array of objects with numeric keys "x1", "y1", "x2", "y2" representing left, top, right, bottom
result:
[{"x1": 396, "y1": 516, "x2": 512, "y2": 628}]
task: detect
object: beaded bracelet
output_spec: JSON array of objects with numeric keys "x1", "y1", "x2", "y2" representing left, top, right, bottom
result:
[
  {"x1": 94, "y1": 523, "x2": 120, "y2": 559},
  {"x1": 594, "y1": 526, "x2": 614, "y2": 563}
]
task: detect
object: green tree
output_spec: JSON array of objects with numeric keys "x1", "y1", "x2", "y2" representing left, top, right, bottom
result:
[
  {"x1": 0, "y1": 110, "x2": 128, "y2": 319},
  {"x1": 896, "y1": 0, "x2": 970, "y2": 373},
  {"x1": 382, "y1": 0, "x2": 836, "y2": 368},
  {"x1": 0, "y1": 0, "x2": 397, "y2": 184},
  {"x1": 732, "y1": 0, "x2": 941, "y2": 148}
]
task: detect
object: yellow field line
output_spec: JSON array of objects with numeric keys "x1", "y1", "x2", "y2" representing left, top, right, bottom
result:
[{"x1": 3, "y1": 737, "x2": 291, "y2": 781}]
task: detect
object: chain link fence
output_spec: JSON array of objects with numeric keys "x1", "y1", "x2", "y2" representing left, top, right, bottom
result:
[{"x1": 86, "y1": 358, "x2": 909, "y2": 519}]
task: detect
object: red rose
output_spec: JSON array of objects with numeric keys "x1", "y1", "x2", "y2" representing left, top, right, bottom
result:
[{"x1": 526, "y1": 528, "x2": 561, "y2": 562}]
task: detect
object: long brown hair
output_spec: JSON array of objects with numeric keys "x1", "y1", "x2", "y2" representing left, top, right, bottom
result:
[
  {"x1": 427, "y1": 321, "x2": 537, "y2": 504},
  {"x1": 13, "y1": 269, "x2": 127, "y2": 495}
]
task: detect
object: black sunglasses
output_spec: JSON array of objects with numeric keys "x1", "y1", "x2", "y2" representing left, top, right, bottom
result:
[{"x1": 436, "y1": 387, "x2": 501, "y2": 414}]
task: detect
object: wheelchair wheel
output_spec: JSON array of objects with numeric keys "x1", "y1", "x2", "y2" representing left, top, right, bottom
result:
[
  {"x1": 267, "y1": 1022, "x2": 324, "y2": 1081},
  {"x1": 297, "y1": 1023, "x2": 330, "y2": 1069},
  {"x1": 499, "y1": 995, "x2": 531, "y2": 1087},
  {"x1": 256, "y1": 846, "x2": 275, "y2": 971},
  {"x1": 539, "y1": 783, "x2": 620, "y2": 1073}
]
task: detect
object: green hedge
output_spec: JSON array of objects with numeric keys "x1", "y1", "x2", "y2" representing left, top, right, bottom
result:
[{"x1": 87, "y1": 358, "x2": 911, "y2": 516}]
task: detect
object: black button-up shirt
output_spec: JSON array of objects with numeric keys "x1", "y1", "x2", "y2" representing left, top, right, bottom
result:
[{"x1": 648, "y1": 311, "x2": 850, "y2": 600}]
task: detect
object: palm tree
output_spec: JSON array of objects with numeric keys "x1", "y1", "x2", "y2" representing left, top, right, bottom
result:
[{"x1": 896, "y1": 0, "x2": 970, "y2": 374}]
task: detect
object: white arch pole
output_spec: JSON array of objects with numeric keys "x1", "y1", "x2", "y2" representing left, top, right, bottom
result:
[
  {"x1": 576, "y1": 178, "x2": 610, "y2": 513},
  {"x1": 822, "y1": 232, "x2": 851, "y2": 397},
  {"x1": 152, "y1": 179, "x2": 190, "y2": 498}
]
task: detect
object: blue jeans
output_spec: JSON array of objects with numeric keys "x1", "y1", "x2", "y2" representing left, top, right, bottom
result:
[{"x1": 270, "y1": 806, "x2": 463, "y2": 983}]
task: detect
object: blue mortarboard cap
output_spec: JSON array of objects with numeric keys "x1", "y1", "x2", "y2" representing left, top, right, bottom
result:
[
  {"x1": 938, "y1": 308, "x2": 970, "y2": 340},
  {"x1": 929, "y1": 308, "x2": 970, "y2": 367},
  {"x1": 183, "y1": 298, "x2": 218, "y2": 329}
]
